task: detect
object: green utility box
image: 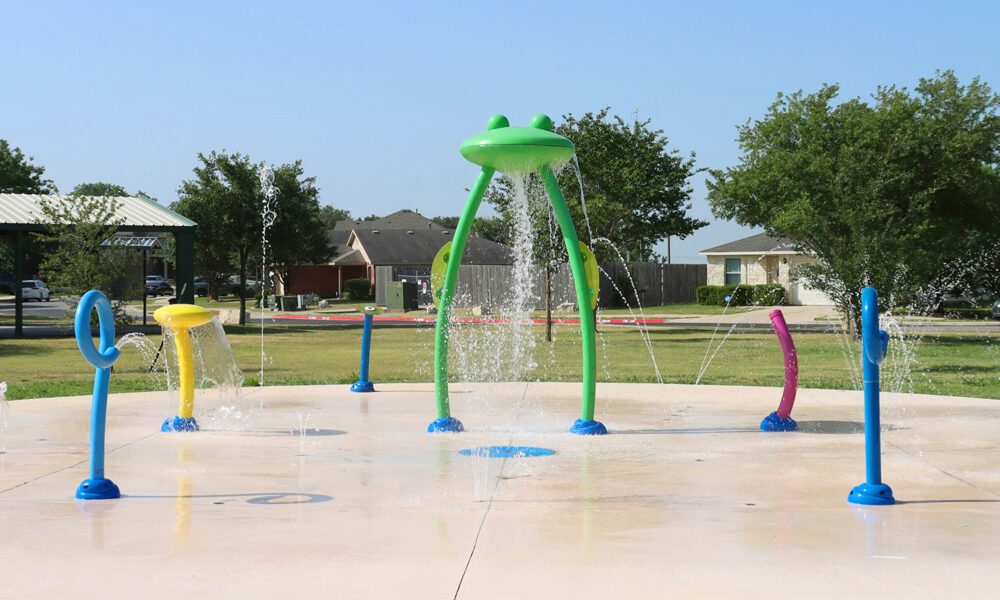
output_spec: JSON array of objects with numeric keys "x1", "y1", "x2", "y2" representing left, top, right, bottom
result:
[{"x1": 385, "y1": 281, "x2": 418, "y2": 311}]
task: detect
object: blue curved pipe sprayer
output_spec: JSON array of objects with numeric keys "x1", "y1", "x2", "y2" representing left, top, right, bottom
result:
[
  {"x1": 74, "y1": 290, "x2": 122, "y2": 500},
  {"x1": 848, "y1": 286, "x2": 895, "y2": 505},
  {"x1": 351, "y1": 308, "x2": 376, "y2": 393}
]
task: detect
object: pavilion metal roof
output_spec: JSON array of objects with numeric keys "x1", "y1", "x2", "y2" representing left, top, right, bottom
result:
[{"x1": 0, "y1": 194, "x2": 196, "y2": 231}]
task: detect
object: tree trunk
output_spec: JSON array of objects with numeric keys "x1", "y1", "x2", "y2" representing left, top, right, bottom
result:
[
  {"x1": 238, "y1": 257, "x2": 247, "y2": 326},
  {"x1": 545, "y1": 264, "x2": 553, "y2": 342}
]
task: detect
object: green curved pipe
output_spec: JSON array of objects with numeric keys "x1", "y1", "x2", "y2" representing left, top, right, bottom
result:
[
  {"x1": 432, "y1": 114, "x2": 598, "y2": 428},
  {"x1": 434, "y1": 167, "x2": 495, "y2": 418},
  {"x1": 539, "y1": 166, "x2": 596, "y2": 421}
]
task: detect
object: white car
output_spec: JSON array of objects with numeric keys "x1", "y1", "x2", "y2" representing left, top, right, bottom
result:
[{"x1": 22, "y1": 280, "x2": 51, "y2": 301}]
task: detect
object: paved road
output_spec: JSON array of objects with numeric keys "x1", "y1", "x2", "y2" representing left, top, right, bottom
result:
[{"x1": 3, "y1": 301, "x2": 997, "y2": 337}]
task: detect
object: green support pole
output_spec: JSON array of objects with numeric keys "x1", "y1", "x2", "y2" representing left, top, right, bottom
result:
[
  {"x1": 540, "y1": 167, "x2": 598, "y2": 428},
  {"x1": 14, "y1": 230, "x2": 24, "y2": 338},
  {"x1": 428, "y1": 167, "x2": 495, "y2": 432},
  {"x1": 174, "y1": 228, "x2": 196, "y2": 304}
]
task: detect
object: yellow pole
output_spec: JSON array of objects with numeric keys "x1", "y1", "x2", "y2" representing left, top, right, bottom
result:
[
  {"x1": 154, "y1": 304, "x2": 214, "y2": 432},
  {"x1": 173, "y1": 327, "x2": 196, "y2": 420}
]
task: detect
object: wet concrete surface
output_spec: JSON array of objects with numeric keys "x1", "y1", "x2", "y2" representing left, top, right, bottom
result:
[{"x1": 1, "y1": 383, "x2": 998, "y2": 598}]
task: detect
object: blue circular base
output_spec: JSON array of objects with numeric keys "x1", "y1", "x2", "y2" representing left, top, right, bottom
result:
[
  {"x1": 350, "y1": 380, "x2": 375, "y2": 393},
  {"x1": 75, "y1": 477, "x2": 120, "y2": 500},
  {"x1": 569, "y1": 419, "x2": 608, "y2": 435},
  {"x1": 459, "y1": 446, "x2": 556, "y2": 458},
  {"x1": 161, "y1": 416, "x2": 199, "y2": 432},
  {"x1": 760, "y1": 411, "x2": 798, "y2": 432},
  {"x1": 427, "y1": 417, "x2": 464, "y2": 433},
  {"x1": 848, "y1": 482, "x2": 895, "y2": 505}
]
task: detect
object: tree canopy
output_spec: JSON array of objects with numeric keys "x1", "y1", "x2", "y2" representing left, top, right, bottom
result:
[
  {"x1": 707, "y1": 71, "x2": 1000, "y2": 323},
  {"x1": 34, "y1": 195, "x2": 138, "y2": 330},
  {"x1": 0, "y1": 140, "x2": 56, "y2": 194},
  {"x1": 173, "y1": 151, "x2": 331, "y2": 322},
  {"x1": 431, "y1": 215, "x2": 509, "y2": 243},
  {"x1": 71, "y1": 182, "x2": 129, "y2": 196},
  {"x1": 318, "y1": 205, "x2": 352, "y2": 229},
  {"x1": 487, "y1": 108, "x2": 705, "y2": 262}
]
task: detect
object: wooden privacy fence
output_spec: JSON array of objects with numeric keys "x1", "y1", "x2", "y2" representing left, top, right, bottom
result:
[{"x1": 375, "y1": 262, "x2": 706, "y2": 309}]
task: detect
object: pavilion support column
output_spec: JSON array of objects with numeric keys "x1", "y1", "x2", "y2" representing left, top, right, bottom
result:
[
  {"x1": 174, "y1": 228, "x2": 196, "y2": 304},
  {"x1": 14, "y1": 230, "x2": 24, "y2": 338}
]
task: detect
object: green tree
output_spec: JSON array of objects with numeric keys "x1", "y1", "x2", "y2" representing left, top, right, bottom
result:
[
  {"x1": 173, "y1": 152, "x2": 330, "y2": 323},
  {"x1": 707, "y1": 71, "x2": 1000, "y2": 328},
  {"x1": 431, "y1": 215, "x2": 510, "y2": 243},
  {"x1": 34, "y1": 195, "x2": 138, "y2": 330},
  {"x1": 267, "y1": 162, "x2": 334, "y2": 293},
  {"x1": 318, "y1": 205, "x2": 352, "y2": 229},
  {"x1": 71, "y1": 182, "x2": 129, "y2": 196},
  {"x1": 488, "y1": 108, "x2": 705, "y2": 262},
  {"x1": 0, "y1": 140, "x2": 56, "y2": 194}
]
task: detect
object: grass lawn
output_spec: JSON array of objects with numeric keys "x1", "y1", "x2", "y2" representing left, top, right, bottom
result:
[
  {"x1": 1, "y1": 323, "x2": 997, "y2": 401},
  {"x1": 529, "y1": 303, "x2": 763, "y2": 317}
]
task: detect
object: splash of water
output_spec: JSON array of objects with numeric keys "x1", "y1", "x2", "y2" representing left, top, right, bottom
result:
[
  {"x1": 569, "y1": 156, "x2": 594, "y2": 246},
  {"x1": 160, "y1": 319, "x2": 249, "y2": 431},
  {"x1": 295, "y1": 413, "x2": 314, "y2": 456},
  {"x1": 451, "y1": 172, "x2": 538, "y2": 391},
  {"x1": 594, "y1": 237, "x2": 663, "y2": 384},
  {"x1": 694, "y1": 287, "x2": 743, "y2": 385},
  {"x1": 258, "y1": 164, "x2": 278, "y2": 406}
]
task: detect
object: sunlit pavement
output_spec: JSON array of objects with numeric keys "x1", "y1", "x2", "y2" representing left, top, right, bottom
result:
[{"x1": 1, "y1": 383, "x2": 999, "y2": 598}]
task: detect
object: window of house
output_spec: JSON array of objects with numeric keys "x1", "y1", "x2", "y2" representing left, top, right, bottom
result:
[{"x1": 724, "y1": 258, "x2": 741, "y2": 285}]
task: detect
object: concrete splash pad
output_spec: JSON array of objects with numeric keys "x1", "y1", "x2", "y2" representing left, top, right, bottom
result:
[{"x1": 1, "y1": 383, "x2": 999, "y2": 598}]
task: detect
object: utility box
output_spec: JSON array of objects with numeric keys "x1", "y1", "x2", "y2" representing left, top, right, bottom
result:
[{"x1": 385, "y1": 281, "x2": 418, "y2": 311}]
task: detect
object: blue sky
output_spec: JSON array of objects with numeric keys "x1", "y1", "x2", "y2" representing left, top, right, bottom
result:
[{"x1": 2, "y1": 1, "x2": 998, "y2": 262}]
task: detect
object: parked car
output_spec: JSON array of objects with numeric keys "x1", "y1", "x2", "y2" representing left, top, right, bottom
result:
[
  {"x1": 145, "y1": 275, "x2": 174, "y2": 297},
  {"x1": 0, "y1": 271, "x2": 15, "y2": 295},
  {"x1": 993, "y1": 298, "x2": 1000, "y2": 320},
  {"x1": 193, "y1": 277, "x2": 209, "y2": 297},
  {"x1": 224, "y1": 276, "x2": 261, "y2": 298},
  {"x1": 21, "y1": 279, "x2": 51, "y2": 301}
]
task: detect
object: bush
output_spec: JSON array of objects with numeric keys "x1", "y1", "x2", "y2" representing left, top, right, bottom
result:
[
  {"x1": 752, "y1": 283, "x2": 786, "y2": 306},
  {"x1": 696, "y1": 284, "x2": 785, "y2": 306},
  {"x1": 697, "y1": 285, "x2": 730, "y2": 305},
  {"x1": 344, "y1": 278, "x2": 373, "y2": 301}
]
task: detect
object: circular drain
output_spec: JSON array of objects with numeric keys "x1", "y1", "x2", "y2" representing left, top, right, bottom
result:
[{"x1": 458, "y1": 446, "x2": 556, "y2": 458}]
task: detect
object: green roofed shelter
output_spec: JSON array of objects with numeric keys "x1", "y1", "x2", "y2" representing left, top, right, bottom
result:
[{"x1": 0, "y1": 193, "x2": 198, "y2": 337}]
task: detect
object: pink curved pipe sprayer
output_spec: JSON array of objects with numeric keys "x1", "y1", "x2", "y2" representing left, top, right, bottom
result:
[{"x1": 760, "y1": 309, "x2": 799, "y2": 431}]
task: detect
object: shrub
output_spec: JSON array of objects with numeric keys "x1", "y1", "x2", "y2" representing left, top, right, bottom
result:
[
  {"x1": 697, "y1": 284, "x2": 785, "y2": 306},
  {"x1": 697, "y1": 285, "x2": 730, "y2": 305},
  {"x1": 752, "y1": 283, "x2": 786, "y2": 306},
  {"x1": 344, "y1": 278, "x2": 373, "y2": 301}
]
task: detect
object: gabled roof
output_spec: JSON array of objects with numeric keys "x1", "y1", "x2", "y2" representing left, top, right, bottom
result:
[
  {"x1": 349, "y1": 229, "x2": 512, "y2": 266},
  {"x1": 0, "y1": 193, "x2": 196, "y2": 231},
  {"x1": 328, "y1": 209, "x2": 441, "y2": 251},
  {"x1": 700, "y1": 233, "x2": 799, "y2": 255},
  {"x1": 333, "y1": 209, "x2": 441, "y2": 233}
]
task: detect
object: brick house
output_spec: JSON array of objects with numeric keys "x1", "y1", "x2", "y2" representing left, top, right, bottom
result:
[{"x1": 700, "y1": 233, "x2": 832, "y2": 305}]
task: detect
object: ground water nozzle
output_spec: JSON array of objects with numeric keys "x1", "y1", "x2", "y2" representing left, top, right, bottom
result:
[
  {"x1": 350, "y1": 306, "x2": 377, "y2": 393},
  {"x1": 154, "y1": 304, "x2": 214, "y2": 432},
  {"x1": 74, "y1": 290, "x2": 122, "y2": 500},
  {"x1": 848, "y1": 286, "x2": 895, "y2": 506},
  {"x1": 760, "y1": 309, "x2": 798, "y2": 431}
]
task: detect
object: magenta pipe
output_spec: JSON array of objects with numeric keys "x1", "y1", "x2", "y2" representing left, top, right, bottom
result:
[{"x1": 760, "y1": 309, "x2": 798, "y2": 431}]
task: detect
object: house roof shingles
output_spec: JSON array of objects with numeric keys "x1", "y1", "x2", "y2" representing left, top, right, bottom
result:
[
  {"x1": 327, "y1": 209, "x2": 442, "y2": 258},
  {"x1": 700, "y1": 233, "x2": 797, "y2": 255},
  {"x1": 350, "y1": 229, "x2": 512, "y2": 266}
]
